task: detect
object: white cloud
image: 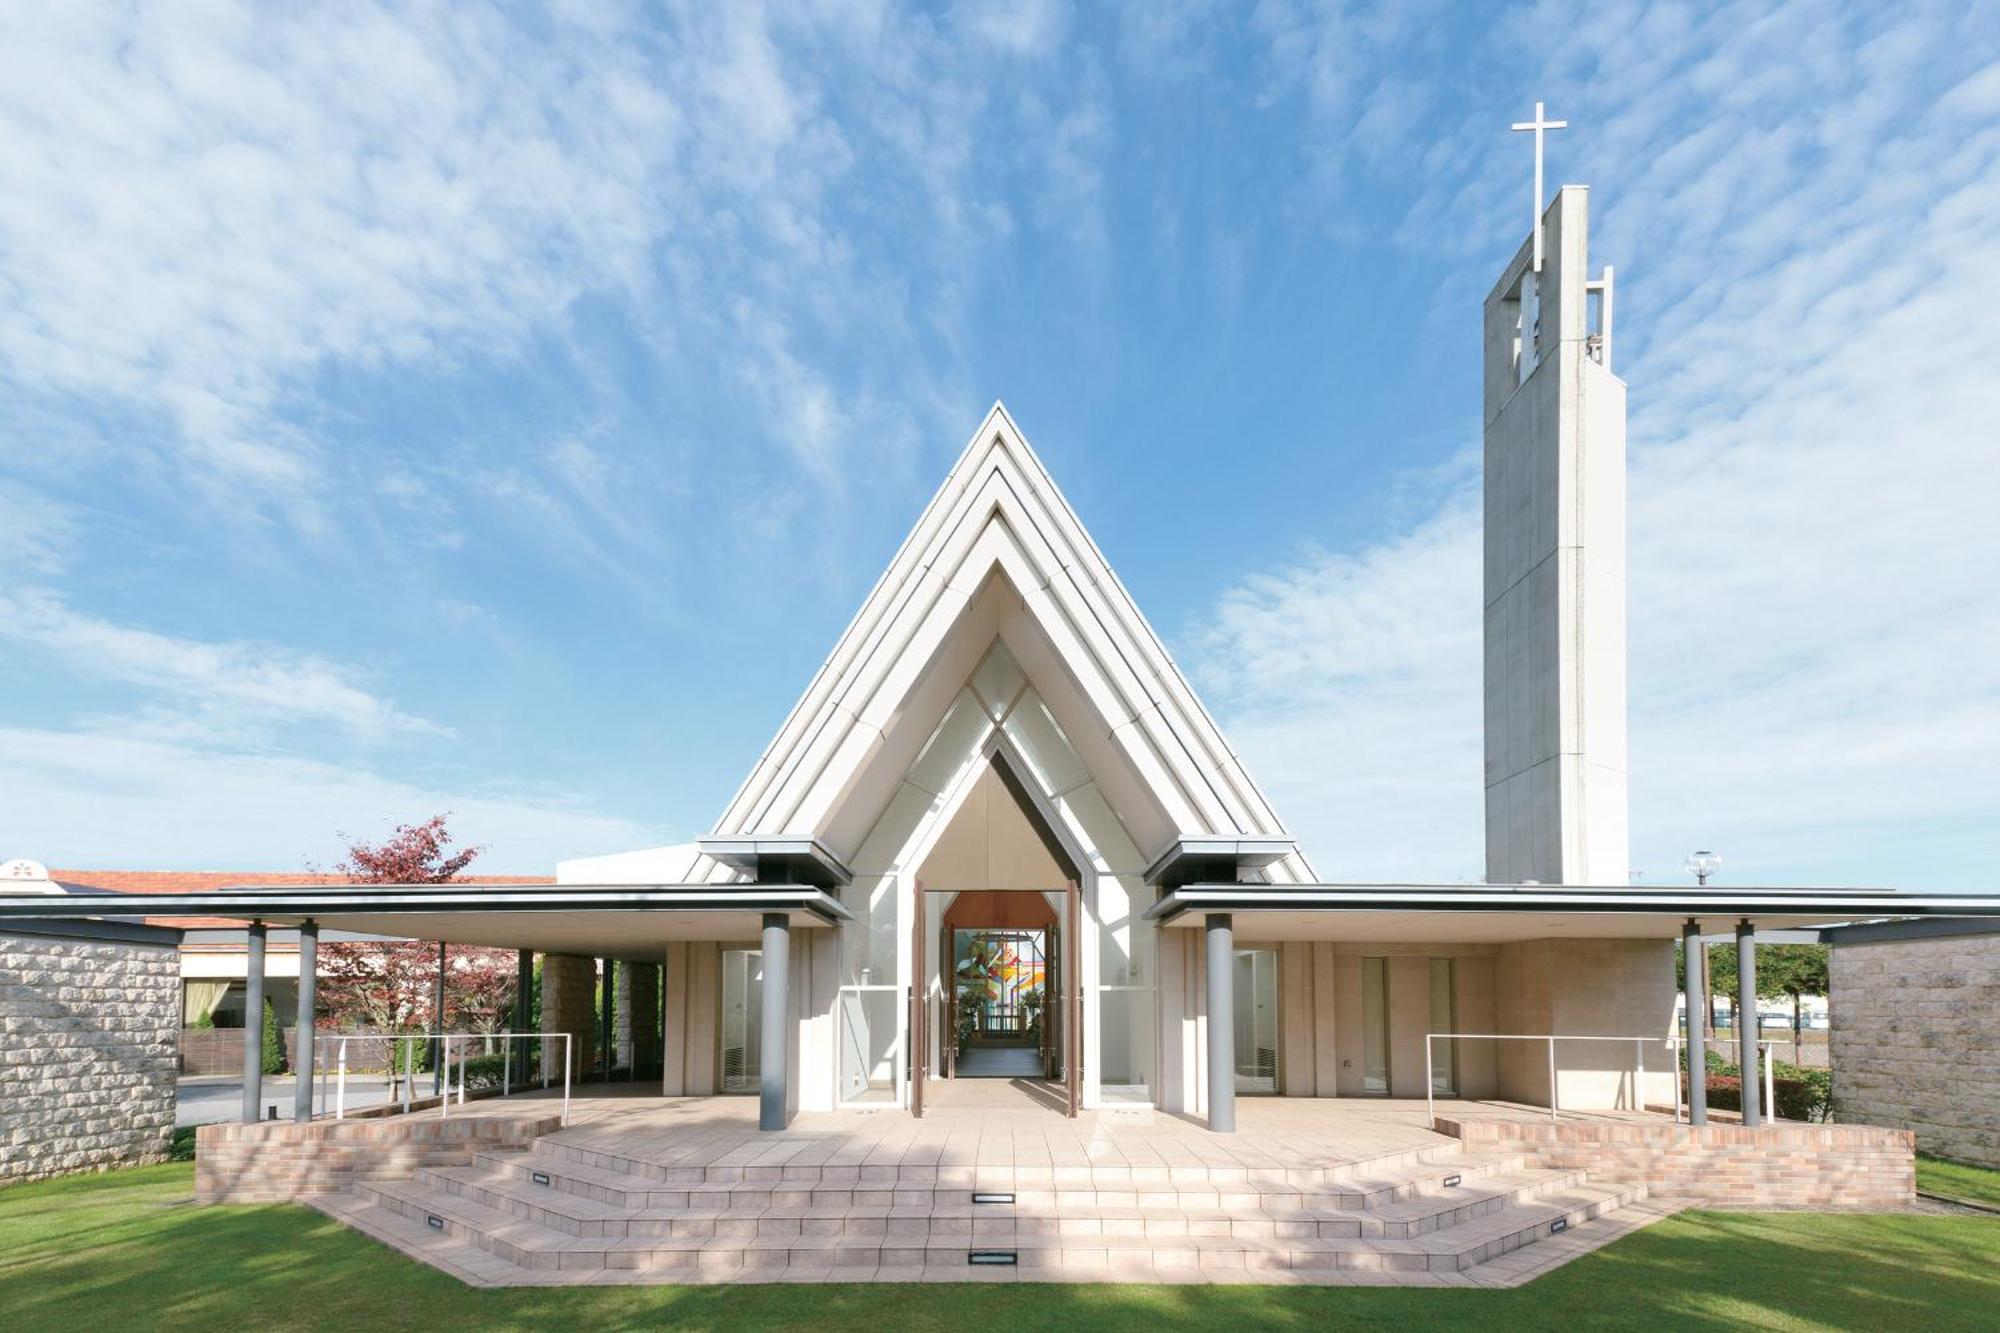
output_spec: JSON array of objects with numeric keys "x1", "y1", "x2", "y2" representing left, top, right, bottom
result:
[
  {"x1": 0, "y1": 589, "x2": 439, "y2": 741},
  {"x1": 0, "y1": 726, "x2": 658, "y2": 871},
  {"x1": 1197, "y1": 3, "x2": 2000, "y2": 890},
  {"x1": 0, "y1": 3, "x2": 684, "y2": 506},
  {"x1": 962, "y1": 0, "x2": 1071, "y2": 59}
]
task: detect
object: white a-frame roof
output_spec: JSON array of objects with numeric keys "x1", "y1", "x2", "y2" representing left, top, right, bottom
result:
[{"x1": 692, "y1": 403, "x2": 1314, "y2": 886}]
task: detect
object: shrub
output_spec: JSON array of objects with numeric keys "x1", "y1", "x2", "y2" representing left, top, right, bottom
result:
[
  {"x1": 1773, "y1": 1061, "x2": 1833, "y2": 1122},
  {"x1": 259, "y1": 998, "x2": 288, "y2": 1076},
  {"x1": 453, "y1": 1051, "x2": 529, "y2": 1092},
  {"x1": 1705, "y1": 1074, "x2": 1826, "y2": 1123}
]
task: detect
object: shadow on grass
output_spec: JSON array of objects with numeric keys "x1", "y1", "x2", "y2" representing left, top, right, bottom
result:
[{"x1": 2, "y1": 1166, "x2": 1995, "y2": 1333}]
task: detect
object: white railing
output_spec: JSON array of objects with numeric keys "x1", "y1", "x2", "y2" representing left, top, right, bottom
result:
[
  {"x1": 329, "y1": 1031, "x2": 572, "y2": 1127},
  {"x1": 1425, "y1": 1033, "x2": 1779, "y2": 1127}
]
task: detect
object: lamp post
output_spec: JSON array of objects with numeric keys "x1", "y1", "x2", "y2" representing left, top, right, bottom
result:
[{"x1": 1685, "y1": 852, "x2": 1721, "y2": 1041}]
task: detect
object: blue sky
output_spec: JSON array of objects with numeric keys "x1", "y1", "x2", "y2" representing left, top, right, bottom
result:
[{"x1": 3, "y1": 2, "x2": 1997, "y2": 888}]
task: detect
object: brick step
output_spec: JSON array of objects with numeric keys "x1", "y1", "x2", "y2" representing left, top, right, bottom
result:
[
  {"x1": 481, "y1": 1145, "x2": 1522, "y2": 1215},
  {"x1": 430, "y1": 1160, "x2": 1583, "y2": 1243},
  {"x1": 305, "y1": 1190, "x2": 532, "y2": 1286},
  {"x1": 526, "y1": 1134, "x2": 1473, "y2": 1191},
  {"x1": 351, "y1": 1174, "x2": 1644, "y2": 1276}
]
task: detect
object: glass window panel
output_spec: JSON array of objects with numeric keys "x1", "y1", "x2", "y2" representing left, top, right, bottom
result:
[
  {"x1": 1362, "y1": 957, "x2": 1390, "y2": 1094},
  {"x1": 720, "y1": 949, "x2": 762, "y2": 1094},
  {"x1": 1097, "y1": 986, "x2": 1155, "y2": 1103},
  {"x1": 837, "y1": 986, "x2": 899, "y2": 1104},
  {"x1": 1430, "y1": 958, "x2": 1457, "y2": 1095},
  {"x1": 1097, "y1": 876, "x2": 1156, "y2": 1102},
  {"x1": 1234, "y1": 949, "x2": 1279, "y2": 1094}
]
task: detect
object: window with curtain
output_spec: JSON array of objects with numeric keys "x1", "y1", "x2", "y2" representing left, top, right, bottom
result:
[{"x1": 182, "y1": 980, "x2": 231, "y2": 1026}]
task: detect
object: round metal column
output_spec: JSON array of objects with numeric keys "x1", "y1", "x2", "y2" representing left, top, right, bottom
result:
[
  {"x1": 292, "y1": 920, "x2": 317, "y2": 1123},
  {"x1": 1737, "y1": 919, "x2": 1761, "y2": 1127},
  {"x1": 1205, "y1": 913, "x2": 1236, "y2": 1134},
  {"x1": 242, "y1": 920, "x2": 267, "y2": 1124},
  {"x1": 760, "y1": 912, "x2": 791, "y2": 1131},
  {"x1": 1684, "y1": 918, "x2": 1707, "y2": 1126}
]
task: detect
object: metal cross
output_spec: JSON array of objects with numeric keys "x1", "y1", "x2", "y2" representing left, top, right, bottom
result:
[{"x1": 1511, "y1": 100, "x2": 1567, "y2": 272}]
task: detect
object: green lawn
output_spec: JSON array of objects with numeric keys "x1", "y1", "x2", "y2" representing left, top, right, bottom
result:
[
  {"x1": 1920, "y1": 1154, "x2": 2000, "y2": 1209},
  {"x1": 2, "y1": 1163, "x2": 1996, "y2": 1332}
]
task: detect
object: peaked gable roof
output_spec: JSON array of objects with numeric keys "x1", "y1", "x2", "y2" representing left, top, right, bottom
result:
[{"x1": 706, "y1": 403, "x2": 1313, "y2": 884}]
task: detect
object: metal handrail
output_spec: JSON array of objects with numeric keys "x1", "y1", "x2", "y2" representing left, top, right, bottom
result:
[
  {"x1": 1424, "y1": 1032, "x2": 1781, "y2": 1127},
  {"x1": 330, "y1": 1031, "x2": 573, "y2": 1127}
]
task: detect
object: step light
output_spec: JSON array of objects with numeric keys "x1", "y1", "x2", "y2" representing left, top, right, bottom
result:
[
  {"x1": 1550, "y1": 1218, "x2": 1569, "y2": 1234},
  {"x1": 427, "y1": 1215, "x2": 444, "y2": 1230},
  {"x1": 1442, "y1": 1174, "x2": 1463, "y2": 1189},
  {"x1": 531, "y1": 1171, "x2": 551, "y2": 1187},
  {"x1": 968, "y1": 1251, "x2": 1018, "y2": 1266},
  {"x1": 971, "y1": 1192, "x2": 1015, "y2": 1205}
]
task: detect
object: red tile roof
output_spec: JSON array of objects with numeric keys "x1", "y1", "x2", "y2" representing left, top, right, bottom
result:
[{"x1": 51, "y1": 869, "x2": 554, "y2": 930}]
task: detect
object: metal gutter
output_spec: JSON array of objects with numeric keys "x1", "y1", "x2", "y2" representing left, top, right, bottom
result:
[
  {"x1": 0, "y1": 916, "x2": 185, "y2": 946},
  {"x1": 1820, "y1": 916, "x2": 2000, "y2": 945},
  {"x1": 1145, "y1": 883, "x2": 2000, "y2": 925},
  {"x1": 0, "y1": 883, "x2": 854, "y2": 925}
]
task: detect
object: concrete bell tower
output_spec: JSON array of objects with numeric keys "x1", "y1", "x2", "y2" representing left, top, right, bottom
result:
[{"x1": 1481, "y1": 183, "x2": 1629, "y2": 886}]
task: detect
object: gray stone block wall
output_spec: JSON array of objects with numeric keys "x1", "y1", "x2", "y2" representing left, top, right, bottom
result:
[
  {"x1": 1, "y1": 928, "x2": 180, "y2": 1182},
  {"x1": 1830, "y1": 935, "x2": 2000, "y2": 1168}
]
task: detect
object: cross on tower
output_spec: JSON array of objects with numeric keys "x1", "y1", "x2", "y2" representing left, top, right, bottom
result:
[{"x1": 1511, "y1": 100, "x2": 1567, "y2": 272}]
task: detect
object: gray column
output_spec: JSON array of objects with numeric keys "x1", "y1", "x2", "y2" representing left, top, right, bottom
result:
[
  {"x1": 242, "y1": 920, "x2": 267, "y2": 1123},
  {"x1": 1205, "y1": 914, "x2": 1236, "y2": 1133},
  {"x1": 600, "y1": 958, "x2": 615, "y2": 1078},
  {"x1": 760, "y1": 913, "x2": 790, "y2": 1131},
  {"x1": 293, "y1": 921, "x2": 318, "y2": 1124},
  {"x1": 1737, "y1": 919, "x2": 1761, "y2": 1127},
  {"x1": 516, "y1": 950, "x2": 535, "y2": 1032},
  {"x1": 1684, "y1": 918, "x2": 1707, "y2": 1126},
  {"x1": 431, "y1": 940, "x2": 447, "y2": 1095}
]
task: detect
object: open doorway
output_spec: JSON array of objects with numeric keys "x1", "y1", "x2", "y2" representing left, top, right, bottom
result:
[
  {"x1": 950, "y1": 927, "x2": 1047, "y2": 1078},
  {"x1": 911, "y1": 751, "x2": 1082, "y2": 1117}
]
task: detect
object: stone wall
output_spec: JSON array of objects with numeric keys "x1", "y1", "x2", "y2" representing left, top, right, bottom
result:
[
  {"x1": 1493, "y1": 937, "x2": 1677, "y2": 1110},
  {"x1": 615, "y1": 961, "x2": 660, "y2": 1075},
  {"x1": 1830, "y1": 933, "x2": 2000, "y2": 1168},
  {"x1": 1, "y1": 923, "x2": 180, "y2": 1183},
  {"x1": 196, "y1": 1112, "x2": 560, "y2": 1203},
  {"x1": 540, "y1": 954, "x2": 595, "y2": 1081},
  {"x1": 1439, "y1": 1114, "x2": 1914, "y2": 1209}
]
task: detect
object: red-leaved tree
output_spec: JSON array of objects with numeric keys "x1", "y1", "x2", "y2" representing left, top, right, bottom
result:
[{"x1": 316, "y1": 816, "x2": 518, "y2": 1050}]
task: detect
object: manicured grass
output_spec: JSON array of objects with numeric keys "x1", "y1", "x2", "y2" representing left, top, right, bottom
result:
[
  {"x1": 2, "y1": 1163, "x2": 1996, "y2": 1331},
  {"x1": 1919, "y1": 1154, "x2": 2000, "y2": 1209}
]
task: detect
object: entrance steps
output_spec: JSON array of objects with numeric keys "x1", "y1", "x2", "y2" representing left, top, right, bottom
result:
[{"x1": 307, "y1": 1132, "x2": 1651, "y2": 1284}]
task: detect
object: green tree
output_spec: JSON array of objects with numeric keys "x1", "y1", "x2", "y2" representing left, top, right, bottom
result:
[
  {"x1": 1758, "y1": 943, "x2": 1830, "y2": 1060},
  {"x1": 1708, "y1": 944, "x2": 1740, "y2": 1031},
  {"x1": 260, "y1": 997, "x2": 288, "y2": 1076}
]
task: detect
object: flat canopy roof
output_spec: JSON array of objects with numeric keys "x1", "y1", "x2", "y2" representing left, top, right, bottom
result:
[
  {"x1": 0, "y1": 883, "x2": 851, "y2": 960},
  {"x1": 1146, "y1": 883, "x2": 2000, "y2": 943}
]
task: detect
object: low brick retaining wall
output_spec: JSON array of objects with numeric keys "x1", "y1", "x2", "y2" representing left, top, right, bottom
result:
[
  {"x1": 1435, "y1": 1115, "x2": 1914, "y2": 1209},
  {"x1": 196, "y1": 1112, "x2": 562, "y2": 1203}
]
